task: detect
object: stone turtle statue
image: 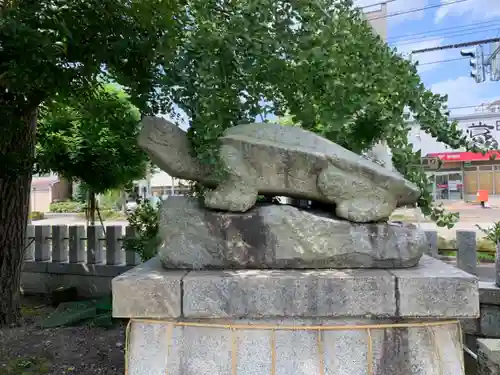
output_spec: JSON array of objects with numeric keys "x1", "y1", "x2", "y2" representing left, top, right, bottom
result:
[{"x1": 138, "y1": 116, "x2": 420, "y2": 223}]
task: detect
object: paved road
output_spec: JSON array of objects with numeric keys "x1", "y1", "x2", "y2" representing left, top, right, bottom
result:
[{"x1": 35, "y1": 213, "x2": 126, "y2": 226}]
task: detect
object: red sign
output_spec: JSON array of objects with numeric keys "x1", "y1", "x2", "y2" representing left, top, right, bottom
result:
[{"x1": 426, "y1": 151, "x2": 500, "y2": 162}]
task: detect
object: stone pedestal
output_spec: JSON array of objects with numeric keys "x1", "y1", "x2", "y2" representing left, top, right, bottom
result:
[
  {"x1": 157, "y1": 197, "x2": 426, "y2": 269},
  {"x1": 113, "y1": 256, "x2": 480, "y2": 375}
]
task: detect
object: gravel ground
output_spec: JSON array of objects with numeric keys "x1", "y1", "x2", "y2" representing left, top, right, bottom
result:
[{"x1": 0, "y1": 296, "x2": 126, "y2": 375}]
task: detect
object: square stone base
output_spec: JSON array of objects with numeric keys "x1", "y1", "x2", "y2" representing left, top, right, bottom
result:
[
  {"x1": 125, "y1": 318, "x2": 465, "y2": 375},
  {"x1": 112, "y1": 255, "x2": 479, "y2": 319}
]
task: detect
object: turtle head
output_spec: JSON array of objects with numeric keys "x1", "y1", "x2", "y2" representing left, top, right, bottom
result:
[{"x1": 138, "y1": 116, "x2": 211, "y2": 183}]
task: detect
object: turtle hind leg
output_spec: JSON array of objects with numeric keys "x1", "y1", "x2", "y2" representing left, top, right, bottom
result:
[
  {"x1": 203, "y1": 144, "x2": 258, "y2": 212},
  {"x1": 317, "y1": 165, "x2": 397, "y2": 222}
]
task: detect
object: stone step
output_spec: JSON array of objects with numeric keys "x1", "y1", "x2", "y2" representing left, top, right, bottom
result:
[{"x1": 112, "y1": 255, "x2": 479, "y2": 320}]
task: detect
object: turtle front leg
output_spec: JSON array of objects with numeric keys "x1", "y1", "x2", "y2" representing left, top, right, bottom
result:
[
  {"x1": 204, "y1": 144, "x2": 258, "y2": 212},
  {"x1": 317, "y1": 164, "x2": 397, "y2": 222}
]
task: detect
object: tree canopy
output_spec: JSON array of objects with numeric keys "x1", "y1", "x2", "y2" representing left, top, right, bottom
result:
[
  {"x1": 154, "y1": 0, "x2": 490, "y2": 226},
  {"x1": 0, "y1": 0, "x2": 180, "y2": 325},
  {"x1": 36, "y1": 85, "x2": 147, "y2": 195}
]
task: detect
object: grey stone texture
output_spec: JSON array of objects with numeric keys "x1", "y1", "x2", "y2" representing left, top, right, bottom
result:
[
  {"x1": 424, "y1": 230, "x2": 438, "y2": 257},
  {"x1": 126, "y1": 318, "x2": 465, "y2": 375},
  {"x1": 159, "y1": 196, "x2": 426, "y2": 269},
  {"x1": 112, "y1": 258, "x2": 187, "y2": 318},
  {"x1": 389, "y1": 255, "x2": 479, "y2": 318},
  {"x1": 182, "y1": 268, "x2": 396, "y2": 318},
  {"x1": 478, "y1": 339, "x2": 500, "y2": 375},
  {"x1": 139, "y1": 116, "x2": 421, "y2": 223},
  {"x1": 456, "y1": 230, "x2": 477, "y2": 276},
  {"x1": 112, "y1": 255, "x2": 479, "y2": 319},
  {"x1": 462, "y1": 282, "x2": 500, "y2": 338}
]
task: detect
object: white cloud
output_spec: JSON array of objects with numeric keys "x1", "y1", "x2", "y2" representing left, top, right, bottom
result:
[
  {"x1": 435, "y1": 0, "x2": 500, "y2": 23},
  {"x1": 430, "y1": 76, "x2": 500, "y2": 115}
]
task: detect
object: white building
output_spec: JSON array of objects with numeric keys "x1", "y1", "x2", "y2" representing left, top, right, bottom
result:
[{"x1": 409, "y1": 110, "x2": 500, "y2": 201}]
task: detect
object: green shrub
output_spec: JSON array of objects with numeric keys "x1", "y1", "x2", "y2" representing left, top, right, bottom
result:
[
  {"x1": 49, "y1": 200, "x2": 83, "y2": 213},
  {"x1": 477, "y1": 222, "x2": 500, "y2": 245},
  {"x1": 123, "y1": 199, "x2": 161, "y2": 262},
  {"x1": 29, "y1": 211, "x2": 45, "y2": 221}
]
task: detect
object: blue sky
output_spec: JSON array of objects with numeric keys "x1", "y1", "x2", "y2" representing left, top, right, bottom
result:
[{"x1": 361, "y1": 0, "x2": 500, "y2": 116}]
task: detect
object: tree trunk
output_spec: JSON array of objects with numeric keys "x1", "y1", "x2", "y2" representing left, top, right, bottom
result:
[
  {"x1": 0, "y1": 110, "x2": 36, "y2": 326},
  {"x1": 89, "y1": 191, "x2": 96, "y2": 226}
]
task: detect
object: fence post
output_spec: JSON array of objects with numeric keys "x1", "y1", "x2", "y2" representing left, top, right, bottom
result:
[
  {"x1": 106, "y1": 226, "x2": 123, "y2": 265},
  {"x1": 34, "y1": 225, "x2": 51, "y2": 261},
  {"x1": 125, "y1": 226, "x2": 142, "y2": 266},
  {"x1": 87, "y1": 225, "x2": 104, "y2": 264},
  {"x1": 25, "y1": 225, "x2": 35, "y2": 261},
  {"x1": 424, "y1": 230, "x2": 438, "y2": 258},
  {"x1": 69, "y1": 225, "x2": 86, "y2": 263},
  {"x1": 456, "y1": 230, "x2": 477, "y2": 275},
  {"x1": 52, "y1": 225, "x2": 69, "y2": 263}
]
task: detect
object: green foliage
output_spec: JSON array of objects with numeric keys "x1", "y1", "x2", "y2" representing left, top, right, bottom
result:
[
  {"x1": 477, "y1": 222, "x2": 500, "y2": 245},
  {"x1": 36, "y1": 85, "x2": 148, "y2": 194},
  {"x1": 123, "y1": 199, "x2": 161, "y2": 262},
  {"x1": 74, "y1": 184, "x2": 88, "y2": 204},
  {"x1": 99, "y1": 189, "x2": 123, "y2": 211},
  {"x1": 29, "y1": 211, "x2": 45, "y2": 221},
  {"x1": 49, "y1": 200, "x2": 83, "y2": 213},
  {"x1": 0, "y1": 356, "x2": 51, "y2": 375}
]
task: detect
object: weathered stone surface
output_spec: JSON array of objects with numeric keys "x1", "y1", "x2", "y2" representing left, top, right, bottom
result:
[
  {"x1": 480, "y1": 305, "x2": 500, "y2": 338},
  {"x1": 112, "y1": 257, "x2": 187, "y2": 318},
  {"x1": 159, "y1": 196, "x2": 426, "y2": 269},
  {"x1": 126, "y1": 318, "x2": 465, "y2": 375},
  {"x1": 182, "y1": 255, "x2": 479, "y2": 319},
  {"x1": 113, "y1": 255, "x2": 478, "y2": 319},
  {"x1": 389, "y1": 255, "x2": 479, "y2": 318},
  {"x1": 139, "y1": 116, "x2": 420, "y2": 222},
  {"x1": 182, "y1": 269, "x2": 396, "y2": 318},
  {"x1": 478, "y1": 339, "x2": 500, "y2": 375},
  {"x1": 479, "y1": 281, "x2": 500, "y2": 305}
]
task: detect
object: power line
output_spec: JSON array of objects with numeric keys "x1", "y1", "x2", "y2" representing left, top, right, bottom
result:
[
  {"x1": 391, "y1": 23, "x2": 500, "y2": 45},
  {"x1": 417, "y1": 54, "x2": 492, "y2": 66},
  {"x1": 367, "y1": 0, "x2": 471, "y2": 21},
  {"x1": 418, "y1": 57, "x2": 468, "y2": 66},
  {"x1": 396, "y1": 27, "x2": 500, "y2": 47},
  {"x1": 448, "y1": 104, "x2": 499, "y2": 110},
  {"x1": 411, "y1": 37, "x2": 500, "y2": 54},
  {"x1": 359, "y1": 0, "x2": 397, "y2": 9},
  {"x1": 388, "y1": 19, "x2": 500, "y2": 41}
]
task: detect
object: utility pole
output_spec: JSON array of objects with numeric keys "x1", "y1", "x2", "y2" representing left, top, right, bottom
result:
[{"x1": 488, "y1": 42, "x2": 500, "y2": 81}]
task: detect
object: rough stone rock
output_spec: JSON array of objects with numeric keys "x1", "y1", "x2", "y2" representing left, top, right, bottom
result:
[
  {"x1": 138, "y1": 116, "x2": 421, "y2": 223},
  {"x1": 158, "y1": 196, "x2": 426, "y2": 269}
]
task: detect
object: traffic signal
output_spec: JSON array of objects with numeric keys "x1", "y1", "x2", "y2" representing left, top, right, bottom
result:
[{"x1": 460, "y1": 46, "x2": 486, "y2": 83}]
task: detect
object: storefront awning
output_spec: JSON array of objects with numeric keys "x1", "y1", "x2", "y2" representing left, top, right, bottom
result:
[{"x1": 426, "y1": 151, "x2": 500, "y2": 162}]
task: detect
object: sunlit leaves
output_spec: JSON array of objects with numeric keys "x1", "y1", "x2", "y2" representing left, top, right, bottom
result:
[{"x1": 36, "y1": 84, "x2": 148, "y2": 194}]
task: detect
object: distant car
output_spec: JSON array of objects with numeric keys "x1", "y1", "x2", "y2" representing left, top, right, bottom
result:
[
  {"x1": 125, "y1": 196, "x2": 161, "y2": 214},
  {"x1": 125, "y1": 201, "x2": 138, "y2": 213}
]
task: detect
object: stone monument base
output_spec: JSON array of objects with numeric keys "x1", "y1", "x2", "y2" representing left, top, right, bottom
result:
[
  {"x1": 126, "y1": 318, "x2": 463, "y2": 375},
  {"x1": 113, "y1": 256, "x2": 479, "y2": 375}
]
